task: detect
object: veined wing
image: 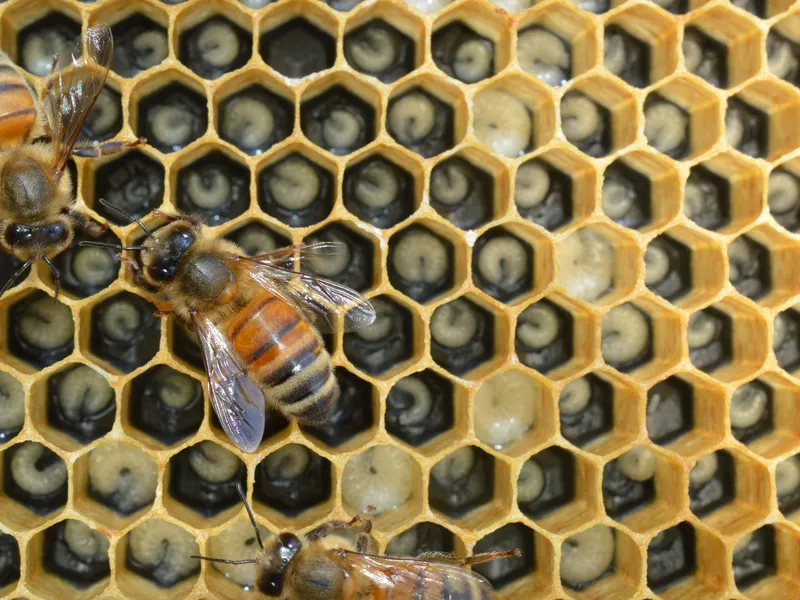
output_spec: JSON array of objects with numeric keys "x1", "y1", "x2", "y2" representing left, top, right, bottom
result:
[{"x1": 192, "y1": 312, "x2": 265, "y2": 453}]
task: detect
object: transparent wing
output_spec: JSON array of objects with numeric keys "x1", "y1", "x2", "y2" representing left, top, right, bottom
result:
[
  {"x1": 234, "y1": 242, "x2": 376, "y2": 333},
  {"x1": 192, "y1": 313, "x2": 265, "y2": 453},
  {"x1": 329, "y1": 550, "x2": 496, "y2": 599},
  {"x1": 43, "y1": 24, "x2": 113, "y2": 174}
]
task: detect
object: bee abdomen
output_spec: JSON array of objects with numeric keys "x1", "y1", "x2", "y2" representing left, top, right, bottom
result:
[
  {"x1": 0, "y1": 68, "x2": 36, "y2": 149},
  {"x1": 390, "y1": 567, "x2": 491, "y2": 600}
]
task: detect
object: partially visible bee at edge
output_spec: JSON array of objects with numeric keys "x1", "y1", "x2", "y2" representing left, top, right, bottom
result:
[
  {"x1": 0, "y1": 24, "x2": 143, "y2": 298},
  {"x1": 82, "y1": 204, "x2": 376, "y2": 453},
  {"x1": 193, "y1": 483, "x2": 520, "y2": 599}
]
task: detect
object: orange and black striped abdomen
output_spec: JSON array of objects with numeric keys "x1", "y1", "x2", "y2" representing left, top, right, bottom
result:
[
  {"x1": 0, "y1": 64, "x2": 36, "y2": 150},
  {"x1": 224, "y1": 291, "x2": 338, "y2": 425},
  {"x1": 378, "y1": 564, "x2": 494, "y2": 600}
]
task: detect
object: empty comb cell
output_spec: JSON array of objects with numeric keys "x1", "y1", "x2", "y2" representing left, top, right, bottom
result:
[
  {"x1": 0, "y1": 532, "x2": 20, "y2": 590},
  {"x1": 472, "y1": 524, "x2": 535, "y2": 590},
  {"x1": 732, "y1": 527, "x2": 777, "y2": 590},
  {"x1": 261, "y1": 19, "x2": 335, "y2": 79},
  {"x1": 343, "y1": 296, "x2": 414, "y2": 376},
  {"x1": 773, "y1": 308, "x2": 800, "y2": 373},
  {"x1": 647, "y1": 523, "x2": 696, "y2": 592}
]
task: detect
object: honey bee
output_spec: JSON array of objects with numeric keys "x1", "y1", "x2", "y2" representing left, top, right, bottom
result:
[
  {"x1": 84, "y1": 205, "x2": 375, "y2": 453},
  {"x1": 194, "y1": 483, "x2": 520, "y2": 598},
  {"x1": 0, "y1": 24, "x2": 143, "y2": 297}
]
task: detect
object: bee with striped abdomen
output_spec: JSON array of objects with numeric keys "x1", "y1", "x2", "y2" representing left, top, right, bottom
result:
[
  {"x1": 83, "y1": 206, "x2": 375, "y2": 453},
  {"x1": 194, "y1": 483, "x2": 520, "y2": 599},
  {"x1": 0, "y1": 24, "x2": 143, "y2": 297}
]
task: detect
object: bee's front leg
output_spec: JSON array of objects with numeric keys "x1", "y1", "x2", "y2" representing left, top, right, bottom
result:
[
  {"x1": 68, "y1": 209, "x2": 107, "y2": 237},
  {"x1": 71, "y1": 138, "x2": 147, "y2": 159}
]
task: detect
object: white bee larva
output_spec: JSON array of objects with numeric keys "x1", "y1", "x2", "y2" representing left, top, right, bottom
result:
[
  {"x1": 430, "y1": 162, "x2": 471, "y2": 206},
  {"x1": 268, "y1": 157, "x2": 321, "y2": 211},
  {"x1": 388, "y1": 92, "x2": 437, "y2": 147},
  {"x1": 149, "y1": 104, "x2": 198, "y2": 150},
  {"x1": 767, "y1": 32, "x2": 798, "y2": 82},
  {"x1": 355, "y1": 298, "x2": 396, "y2": 342},
  {"x1": 601, "y1": 303, "x2": 650, "y2": 366},
  {"x1": 100, "y1": 300, "x2": 142, "y2": 344},
  {"x1": 515, "y1": 161, "x2": 550, "y2": 209},
  {"x1": 602, "y1": 177, "x2": 635, "y2": 221},
  {"x1": 127, "y1": 519, "x2": 200, "y2": 586},
  {"x1": 517, "y1": 458, "x2": 545, "y2": 503},
  {"x1": 196, "y1": 21, "x2": 240, "y2": 68},
  {"x1": 221, "y1": 96, "x2": 275, "y2": 152},
  {"x1": 21, "y1": 29, "x2": 75, "y2": 77},
  {"x1": 390, "y1": 376, "x2": 433, "y2": 427},
  {"x1": 689, "y1": 452, "x2": 718, "y2": 486},
  {"x1": 452, "y1": 39, "x2": 493, "y2": 84},
  {"x1": 347, "y1": 28, "x2": 397, "y2": 74},
  {"x1": 18, "y1": 296, "x2": 74, "y2": 351},
  {"x1": 392, "y1": 229, "x2": 450, "y2": 286},
  {"x1": 517, "y1": 28, "x2": 570, "y2": 87},
  {"x1": 560, "y1": 525, "x2": 615, "y2": 587},
  {"x1": 559, "y1": 376, "x2": 592, "y2": 416},
  {"x1": 320, "y1": 107, "x2": 363, "y2": 152},
  {"x1": 768, "y1": 170, "x2": 800, "y2": 216},
  {"x1": 153, "y1": 367, "x2": 199, "y2": 409},
  {"x1": 55, "y1": 365, "x2": 114, "y2": 422},
  {"x1": 184, "y1": 169, "x2": 232, "y2": 211},
  {"x1": 644, "y1": 243, "x2": 671, "y2": 286},
  {"x1": 644, "y1": 101, "x2": 688, "y2": 157},
  {"x1": 617, "y1": 447, "x2": 657, "y2": 482},
  {"x1": 64, "y1": 520, "x2": 110, "y2": 563},
  {"x1": 188, "y1": 442, "x2": 242, "y2": 483},
  {"x1": 71, "y1": 246, "x2": 118, "y2": 288},
  {"x1": 604, "y1": 31, "x2": 628, "y2": 79},
  {"x1": 556, "y1": 228, "x2": 615, "y2": 302},
  {"x1": 232, "y1": 224, "x2": 278, "y2": 257},
  {"x1": 10, "y1": 442, "x2": 68, "y2": 497},
  {"x1": 682, "y1": 31, "x2": 703, "y2": 75},
  {"x1": 729, "y1": 382, "x2": 768, "y2": 429},
  {"x1": 473, "y1": 89, "x2": 532, "y2": 158},
  {"x1": 686, "y1": 311, "x2": 718, "y2": 349},
  {"x1": 561, "y1": 93, "x2": 603, "y2": 147},
  {"x1": 474, "y1": 370, "x2": 538, "y2": 449},
  {"x1": 431, "y1": 300, "x2": 479, "y2": 348},
  {"x1": 209, "y1": 519, "x2": 271, "y2": 588},
  {"x1": 342, "y1": 445, "x2": 414, "y2": 515},
  {"x1": 725, "y1": 106, "x2": 746, "y2": 150},
  {"x1": 476, "y1": 235, "x2": 529, "y2": 296},
  {"x1": 354, "y1": 161, "x2": 400, "y2": 209},
  {"x1": 132, "y1": 30, "x2": 169, "y2": 71},
  {"x1": 517, "y1": 303, "x2": 560, "y2": 350},
  {"x1": 264, "y1": 443, "x2": 311, "y2": 481},
  {"x1": 776, "y1": 456, "x2": 800, "y2": 497},
  {"x1": 308, "y1": 238, "x2": 351, "y2": 277},
  {"x1": 0, "y1": 372, "x2": 24, "y2": 435},
  {"x1": 84, "y1": 88, "x2": 121, "y2": 140},
  {"x1": 88, "y1": 442, "x2": 158, "y2": 514},
  {"x1": 431, "y1": 446, "x2": 475, "y2": 486}
]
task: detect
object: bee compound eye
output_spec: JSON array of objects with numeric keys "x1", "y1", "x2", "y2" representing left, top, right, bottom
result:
[
  {"x1": 0, "y1": 371, "x2": 24, "y2": 441},
  {"x1": 88, "y1": 442, "x2": 158, "y2": 515},
  {"x1": 126, "y1": 519, "x2": 200, "y2": 587},
  {"x1": 51, "y1": 365, "x2": 115, "y2": 443},
  {"x1": 473, "y1": 89, "x2": 532, "y2": 158},
  {"x1": 6, "y1": 442, "x2": 68, "y2": 513}
]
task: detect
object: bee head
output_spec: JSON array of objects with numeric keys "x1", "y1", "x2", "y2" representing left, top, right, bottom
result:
[
  {"x1": 1, "y1": 154, "x2": 52, "y2": 220},
  {"x1": 257, "y1": 533, "x2": 302, "y2": 596},
  {"x1": 140, "y1": 221, "x2": 198, "y2": 286}
]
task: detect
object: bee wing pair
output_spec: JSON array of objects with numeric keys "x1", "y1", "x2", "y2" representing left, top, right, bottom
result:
[{"x1": 194, "y1": 242, "x2": 376, "y2": 453}]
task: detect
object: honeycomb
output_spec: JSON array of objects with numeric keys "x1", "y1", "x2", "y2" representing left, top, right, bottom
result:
[{"x1": 0, "y1": 0, "x2": 799, "y2": 597}]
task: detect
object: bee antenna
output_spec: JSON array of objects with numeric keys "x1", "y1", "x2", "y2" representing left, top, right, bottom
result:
[
  {"x1": 78, "y1": 241, "x2": 146, "y2": 252},
  {"x1": 0, "y1": 257, "x2": 33, "y2": 298},
  {"x1": 237, "y1": 483, "x2": 265, "y2": 549},
  {"x1": 97, "y1": 198, "x2": 154, "y2": 237},
  {"x1": 189, "y1": 555, "x2": 257, "y2": 565}
]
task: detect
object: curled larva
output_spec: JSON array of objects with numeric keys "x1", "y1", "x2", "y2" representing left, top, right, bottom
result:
[
  {"x1": 153, "y1": 367, "x2": 199, "y2": 409},
  {"x1": 686, "y1": 311, "x2": 718, "y2": 349},
  {"x1": 561, "y1": 92, "x2": 603, "y2": 146},
  {"x1": 188, "y1": 441, "x2": 241, "y2": 483},
  {"x1": 64, "y1": 519, "x2": 110, "y2": 563},
  {"x1": 475, "y1": 236, "x2": 529, "y2": 294},
  {"x1": 232, "y1": 224, "x2": 278, "y2": 257},
  {"x1": 10, "y1": 441, "x2": 68, "y2": 497},
  {"x1": 85, "y1": 88, "x2": 121, "y2": 140},
  {"x1": 556, "y1": 229, "x2": 615, "y2": 302},
  {"x1": 0, "y1": 372, "x2": 24, "y2": 434},
  {"x1": 453, "y1": 39, "x2": 493, "y2": 84},
  {"x1": 682, "y1": 30, "x2": 703, "y2": 75},
  {"x1": 389, "y1": 376, "x2": 433, "y2": 427},
  {"x1": 221, "y1": 96, "x2": 275, "y2": 152},
  {"x1": 431, "y1": 300, "x2": 478, "y2": 348},
  {"x1": 601, "y1": 304, "x2": 650, "y2": 366},
  {"x1": 18, "y1": 296, "x2": 74, "y2": 351},
  {"x1": 560, "y1": 525, "x2": 615, "y2": 587},
  {"x1": 22, "y1": 29, "x2": 74, "y2": 77},
  {"x1": 776, "y1": 456, "x2": 800, "y2": 497},
  {"x1": 517, "y1": 28, "x2": 569, "y2": 87},
  {"x1": 127, "y1": 519, "x2": 200, "y2": 587},
  {"x1": 473, "y1": 89, "x2": 532, "y2": 158},
  {"x1": 559, "y1": 377, "x2": 591, "y2": 416},
  {"x1": 768, "y1": 169, "x2": 800, "y2": 215},
  {"x1": 341, "y1": 445, "x2": 414, "y2": 515},
  {"x1": 729, "y1": 382, "x2": 768, "y2": 429},
  {"x1": 268, "y1": 157, "x2": 321, "y2": 211},
  {"x1": 184, "y1": 168, "x2": 232, "y2": 210},
  {"x1": 515, "y1": 161, "x2": 549, "y2": 209},
  {"x1": 264, "y1": 444, "x2": 311, "y2": 481},
  {"x1": 149, "y1": 104, "x2": 198, "y2": 150},
  {"x1": 604, "y1": 31, "x2": 627, "y2": 78},
  {"x1": 354, "y1": 160, "x2": 400, "y2": 209},
  {"x1": 430, "y1": 162, "x2": 471, "y2": 206},
  {"x1": 88, "y1": 442, "x2": 158, "y2": 514},
  {"x1": 517, "y1": 458, "x2": 545, "y2": 504},
  {"x1": 347, "y1": 28, "x2": 397, "y2": 74},
  {"x1": 131, "y1": 29, "x2": 169, "y2": 72},
  {"x1": 516, "y1": 303, "x2": 560, "y2": 350},
  {"x1": 71, "y1": 246, "x2": 118, "y2": 288},
  {"x1": 55, "y1": 365, "x2": 114, "y2": 422},
  {"x1": 644, "y1": 243, "x2": 671, "y2": 286},
  {"x1": 388, "y1": 92, "x2": 436, "y2": 147},
  {"x1": 209, "y1": 519, "x2": 271, "y2": 589},
  {"x1": 195, "y1": 21, "x2": 240, "y2": 69},
  {"x1": 644, "y1": 101, "x2": 688, "y2": 157},
  {"x1": 617, "y1": 447, "x2": 657, "y2": 482},
  {"x1": 474, "y1": 371, "x2": 538, "y2": 449},
  {"x1": 431, "y1": 446, "x2": 475, "y2": 486},
  {"x1": 689, "y1": 452, "x2": 718, "y2": 486},
  {"x1": 320, "y1": 107, "x2": 364, "y2": 153},
  {"x1": 725, "y1": 106, "x2": 746, "y2": 149},
  {"x1": 391, "y1": 229, "x2": 449, "y2": 287},
  {"x1": 100, "y1": 300, "x2": 142, "y2": 343},
  {"x1": 602, "y1": 177, "x2": 635, "y2": 221},
  {"x1": 355, "y1": 298, "x2": 395, "y2": 342},
  {"x1": 307, "y1": 239, "x2": 351, "y2": 277}
]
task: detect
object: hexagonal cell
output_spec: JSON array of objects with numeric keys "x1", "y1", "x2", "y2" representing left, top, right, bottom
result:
[
  {"x1": 223, "y1": 220, "x2": 291, "y2": 257},
  {"x1": 91, "y1": 150, "x2": 165, "y2": 226},
  {"x1": 344, "y1": 17, "x2": 417, "y2": 84},
  {"x1": 741, "y1": 372, "x2": 800, "y2": 459},
  {"x1": 111, "y1": 13, "x2": 169, "y2": 78},
  {"x1": 117, "y1": 519, "x2": 200, "y2": 597},
  {"x1": 259, "y1": 13, "x2": 335, "y2": 79},
  {"x1": 166, "y1": 441, "x2": 246, "y2": 527},
  {"x1": 49, "y1": 220, "x2": 120, "y2": 299},
  {"x1": 343, "y1": 150, "x2": 418, "y2": 229},
  {"x1": 0, "y1": 371, "x2": 24, "y2": 446},
  {"x1": 430, "y1": 295, "x2": 502, "y2": 379},
  {"x1": 5, "y1": 290, "x2": 74, "y2": 370},
  {"x1": 174, "y1": 149, "x2": 250, "y2": 226},
  {"x1": 515, "y1": 298, "x2": 579, "y2": 376},
  {"x1": 89, "y1": 291, "x2": 160, "y2": 373},
  {"x1": 254, "y1": 443, "x2": 332, "y2": 523},
  {"x1": 388, "y1": 222, "x2": 458, "y2": 304},
  {"x1": 343, "y1": 295, "x2": 416, "y2": 377},
  {"x1": 683, "y1": 6, "x2": 762, "y2": 89},
  {"x1": 81, "y1": 86, "x2": 123, "y2": 143},
  {"x1": 517, "y1": 447, "x2": 574, "y2": 518},
  {"x1": 432, "y1": 21, "x2": 496, "y2": 84},
  {"x1": 726, "y1": 97, "x2": 769, "y2": 159},
  {"x1": 300, "y1": 368, "x2": 375, "y2": 449},
  {"x1": 560, "y1": 77, "x2": 637, "y2": 158},
  {"x1": 1, "y1": 442, "x2": 67, "y2": 529},
  {"x1": 768, "y1": 16, "x2": 800, "y2": 87},
  {"x1": 30, "y1": 519, "x2": 110, "y2": 595},
  {"x1": 602, "y1": 150, "x2": 681, "y2": 232},
  {"x1": 514, "y1": 148, "x2": 595, "y2": 232},
  {"x1": 770, "y1": 160, "x2": 800, "y2": 232},
  {"x1": 730, "y1": 81, "x2": 800, "y2": 161},
  {"x1": 217, "y1": 84, "x2": 294, "y2": 156},
  {"x1": 560, "y1": 525, "x2": 640, "y2": 597},
  {"x1": 257, "y1": 149, "x2": 335, "y2": 227},
  {"x1": 16, "y1": 12, "x2": 80, "y2": 77},
  {"x1": 386, "y1": 81, "x2": 459, "y2": 158},
  {"x1": 178, "y1": 14, "x2": 251, "y2": 80},
  {"x1": 646, "y1": 373, "x2": 727, "y2": 456},
  {"x1": 470, "y1": 76, "x2": 553, "y2": 159},
  {"x1": 340, "y1": 445, "x2": 422, "y2": 530},
  {"x1": 125, "y1": 365, "x2": 203, "y2": 447},
  {"x1": 300, "y1": 82, "x2": 377, "y2": 156},
  {"x1": 644, "y1": 78, "x2": 721, "y2": 161},
  {"x1": 516, "y1": 2, "x2": 597, "y2": 88},
  {"x1": 385, "y1": 522, "x2": 457, "y2": 557},
  {"x1": 604, "y1": 3, "x2": 678, "y2": 88},
  {"x1": 472, "y1": 523, "x2": 540, "y2": 593},
  {"x1": 0, "y1": 530, "x2": 20, "y2": 593},
  {"x1": 473, "y1": 227, "x2": 535, "y2": 304},
  {"x1": 300, "y1": 223, "x2": 375, "y2": 293},
  {"x1": 135, "y1": 80, "x2": 208, "y2": 154}
]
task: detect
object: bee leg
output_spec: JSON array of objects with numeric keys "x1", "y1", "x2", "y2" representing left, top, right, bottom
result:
[
  {"x1": 0, "y1": 257, "x2": 33, "y2": 298},
  {"x1": 71, "y1": 138, "x2": 147, "y2": 159},
  {"x1": 151, "y1": 209, "x2": 203, "y2": 229},
  {"x1": 450, "y1": 550, "x2": 522, "y2": 567},
  {"x1": 43, "y1": 255, "x2": 61, "y2": 299},
  {"x1": 68, "y1": 210, "x2": 107, "y2": 237},
  {"x1": 306, "y1": 512, "x2": 374, "y2": 543},
  {"x1": 118, "y1": 254, "x2": 157, "y2": 292}
]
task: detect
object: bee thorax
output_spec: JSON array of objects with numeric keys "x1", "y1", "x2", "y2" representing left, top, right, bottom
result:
[
  {"x1": 180, "y1": 252, "x2": 235, "y2": 303},
  {"x1": 1, "y1": 155, "x2": 50, "y2": 219}
]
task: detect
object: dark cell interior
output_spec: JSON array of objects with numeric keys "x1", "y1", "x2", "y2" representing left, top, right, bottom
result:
[
  {"x1": 224, "y1": 221, "x2": 292, "y2": 257},
  {"x1": 645, "y1": 235, "x2": 692, "y2": 302},
  {"x1": 343, "y1": 297, "x2": 414, "y2": 376},
  {"x1": 603, "y1": 159, "x2": 652, "y2": 230},
  {"x1": 261, "y1": 19, "x2": 336, "y2": 79},
  {"x1": 137, "y1": 83, "x2": 209, "y2": 153},
  {"x1": 733, "y1": 526, "x2": 777, "y2": 590},
  {"x1": 343, "y1": 154, "x2": 416, "y2": 229},
  {"x1": 730, "y1": 380, "x2": 773, "y2": 444},
  {"x1": 0, "y1": 532, "x2": 20, "y2": 590},
  {"x1": 82, "y1": 87, "x2": 123, "y2": 142},
  {"x1": 385, "y1": 522, "x2": 455, "y2": 557},
  {"x1": 515, "y1": 299, "x2": 573, "y2": 374},
  {"x1": 302, "y1": 223, "x2": 374, "y2": 292},
  {"x1": 176, "y1": 152, "x2": 250, "y2": 226},
  {"x1": 94, "y1": 150, "x2": 165, "y2": 225},
  {"x1": 168, "y1": 444, "x2": 246, "y2": 516},
  {"x1": 472, "y1": 228, "x2": 533, "y2": 303},
  {"x1": 767, "y1": 29, "x2": 800, "y2": 87},
  {"x1": 689, "y1": 450, "x2": 735, "y2": 518},
  {"x1": 388, "y1": 224, "x2": 454, "y2": 304},
  {"x1": 387, "y1": 88, "x2": 454, "y2": 158},
  {"x1": 560, "y1": 375, "x2": 614, "y2": 448},
  {"x1": 647, "y1": 523, "x2": 696, "y2": 592},
  {"x1": 604, "y1": 24, "x2": 651, "y2": 88},
  {"x1": 727, "y1": 97, "x2": 769, "y2": 158},
  {"x1": 344, "y1": 19, "x2": 415, "y2": 84},
  {"x1": 728, "y1": 235, "x2": 771, "y2": 300},
  {"x1": 646, "y1": 377, "x2": 694, "y2": 447},
  {"x1": 518, "y1": 447, "x2": 575, "y2": 518},
  {"x1": 683, "y1": 26, "x2": 727, "y2": 88},
  {"x1": 301, "y1": 85, "x2": 376, "y2": 155},
  {"x1": 179, "y1": 16, "x2": 251, "y2": 80},
  {"x1": 430, "y1": 155, "x2": 494, "y2": 230},
  {"x1": 301, "y1": 368, "x2": 374, "y2": 446},
  {"x1": 429, "y1": 447, "x2": 494, "y2": 518},
  {"x1": 386, "y1": 370, "x2": 454, "y2": 447},
  {"x1": 254, "y1": 447, "x2": 332, "y2": 515},
  {"x1": 644, "y1": 93, "x2": 690, "y2": 160},
  {"x1": 0, "y1": 253, "x2": 29, "y2": 298},
  {"x1": 89, "y1": 292, "x2": 160, "y2": 373},
  {"x1": 17, "y1": 13, "x2": 80, "y2": 77},
  {"x1": 775, "y1": 309, "x2": 800, "y2": 373},
  {"x1": 42, "y1": 521, "x2": 110, "y2": 588},
  {"x1": 111, "y1": 14, "x2": 169, "y2": 78},
  {"x1": 473, "y1": 523, "x2": 536, "y2": 590},
  {"x1": 687, "y1": 307, "x2": 732, "y2": 374},
  {"x1": 430, "y1": 298, "x2": 495, "y2": 376},
  {"x1": 769, "y1": 166, "x2": 800, "y2": 231}
]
